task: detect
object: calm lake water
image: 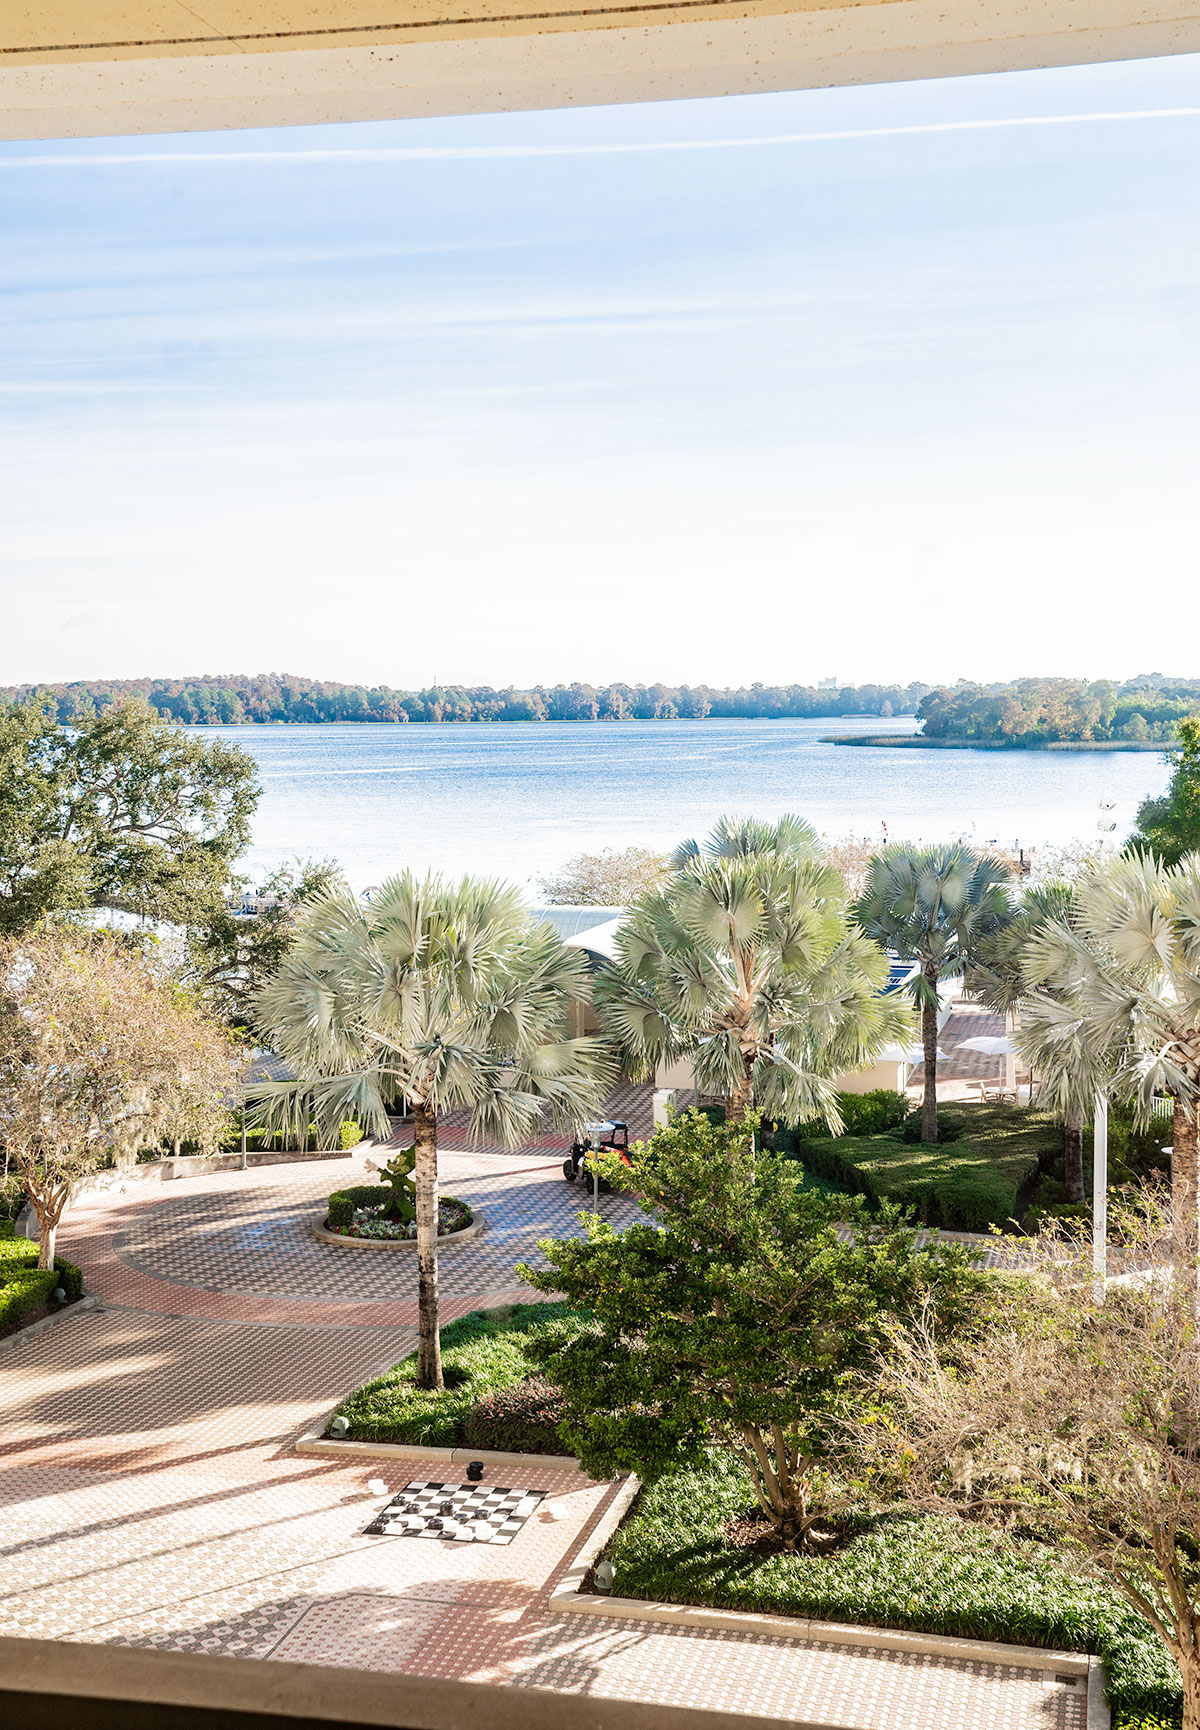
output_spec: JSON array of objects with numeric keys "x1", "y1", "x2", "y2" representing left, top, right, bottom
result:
[{"x1": 201, "y1": 717, "x2": 1171, "y2": 894}]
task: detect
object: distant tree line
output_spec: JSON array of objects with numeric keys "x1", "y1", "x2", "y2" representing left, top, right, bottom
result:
[
  {"x1": 0, "y1": 674, "x2": 932, "y2": 726},
  {"x1": 917, "y1": 675, "x2": 1200, "y2": 744}
]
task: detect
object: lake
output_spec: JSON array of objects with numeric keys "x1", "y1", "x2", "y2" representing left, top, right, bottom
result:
[{"x1": 200, "y1": 717, "x2": 1172, "y2": 894}]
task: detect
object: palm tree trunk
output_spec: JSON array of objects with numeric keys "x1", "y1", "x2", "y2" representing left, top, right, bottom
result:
[
  {"x1": 413, "y1": 1102, "x2": 443, "y2": 1390},
  {"x1": 1063, "y1": 1103, "x2": 1085, "y2": 1204},
  {"x1": 920, "y1": 988, "x2": 939, "y2": 1144},
  {"x1": 1172, "y1": 1095, "x2": 1200, "y2": 1276}
]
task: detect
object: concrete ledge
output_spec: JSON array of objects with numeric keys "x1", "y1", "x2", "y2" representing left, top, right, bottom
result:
[
  {"x1": 552, "y1": 1474, "x2": 1101, "y2": 1706},
  {"x1": 0, "y1": 1293, "x2": 101, "y2": 1356},
  {"x1": 309, "y1": 1211, "x2": 484, "y2": 1249},
  {"x1": 295, "y1": 1430, "x2": 591, "y2": 1475},
  {"x1": 0, "y1": 1633, "x2": 834, "y2": 1730}
]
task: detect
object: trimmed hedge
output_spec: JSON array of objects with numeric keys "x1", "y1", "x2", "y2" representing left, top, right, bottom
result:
[
  {"x1": 609, "y1": 1456, "x2": 1182, "y2": 1727},
  {"x1": 331, "y1": 1303, "x2": 583, "y2": 1449},
  {"x1": 778, "y1": 1103, "x2": 1057, "y2": 1232},
  {"x1": 462, "y1": 1376, "x2": 571, "y2": 1455},
  {"x1": 327, "y1": 1184, "x2": 392, "y2": 1233},
  {"x1": 0, "y1": 1232, "x2": 83, "y2": 1329},
  {"x1": 776, "y1": 1089, "x2": 911, "y2": 1143}
]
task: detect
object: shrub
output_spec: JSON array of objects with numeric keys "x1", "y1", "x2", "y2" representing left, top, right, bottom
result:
[
  {"x1": 0, "y1": 1269, "x2": 57, "y2": 1328},
  {"x1": 339, "y1": 1119, "x2": 363, "y2": 1150},
  {"x1": 327, "y1": 1184, "x2": 390, "y2": 1232},
  {"x1": 782, "y1": 1104, "x2": 1055, "y2": 1232},
  {"x1": 0, "y1": 1234, "x2": 84, "y2": 1326},
  {"x1": 772, "y1": 1090, "x2": 910, "y2": 1150},
  {"x1": 54, "y1": 1256, "x2": 83, "y2": 1299},
  {"x1": 462, "y1": 1376, "x2": 571, "y2": 1455}
]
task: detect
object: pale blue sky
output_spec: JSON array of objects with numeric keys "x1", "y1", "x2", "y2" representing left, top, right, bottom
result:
[{"x1": 2, "y1": 52, "x2": 1199, "y2": 692}]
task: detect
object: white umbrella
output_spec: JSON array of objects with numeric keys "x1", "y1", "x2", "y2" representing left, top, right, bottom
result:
[
  {"x1": 956, "y1": 1035, "x2": 1017, "y2": 1057},
  {"x1": 879, "y1": 1043, "x2": 948, "y2": 1066},
  {"x1": 956, "y1": 1034, "x2": 1019, "y2": 1094}
]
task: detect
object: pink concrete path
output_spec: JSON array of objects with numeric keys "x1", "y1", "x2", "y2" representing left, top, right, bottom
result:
[{"x1": 0, "y1": 1148, "x2": 1082, "y2": 1727}]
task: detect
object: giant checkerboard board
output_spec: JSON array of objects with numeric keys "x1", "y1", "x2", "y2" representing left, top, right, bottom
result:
[{"x1": 363, "y1": 1481, "x2": 547, "y2": 1544}]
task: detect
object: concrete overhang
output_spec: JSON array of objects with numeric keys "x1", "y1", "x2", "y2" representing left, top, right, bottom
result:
[{"x1": 4, "y1": 0, "x2": 1200, "y2": 140}]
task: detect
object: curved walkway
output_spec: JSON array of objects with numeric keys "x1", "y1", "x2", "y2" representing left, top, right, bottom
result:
[{"x1": 0, "y1": 1147, "x2": 1081, "y2": 1727}]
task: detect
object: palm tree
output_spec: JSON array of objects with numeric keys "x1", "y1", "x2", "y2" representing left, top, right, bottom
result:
[
  {"x1": 594, "y1": 815, "x2": 909, "y2": 1130},
  {"x1": 854, "y1": 846, "x2": 1012, "y2": 1144},
  {"x1": 252, "y1": 872, "x2": 613, "y2": 1388},
  {"x1": 970, "y1": 882, "x2": 1089, "y2": 1198},
  {"x1": 1017, "y1": 852, "x2": 1200, "y2": 1261}
]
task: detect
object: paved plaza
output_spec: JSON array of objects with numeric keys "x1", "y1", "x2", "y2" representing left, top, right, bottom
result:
[{"x1": 0, "y1": 1131, "x2": 1084, "y2": 1726}]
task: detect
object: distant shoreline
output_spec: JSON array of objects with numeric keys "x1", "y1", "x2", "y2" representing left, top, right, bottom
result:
[{"x1": 826, "y1": 735, "x2": 1166, "y2": 752}]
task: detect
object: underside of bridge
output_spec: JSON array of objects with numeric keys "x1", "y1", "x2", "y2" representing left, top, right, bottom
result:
[{"x1": 3, "y1": 0, "x2": 1200, "y2": 139}]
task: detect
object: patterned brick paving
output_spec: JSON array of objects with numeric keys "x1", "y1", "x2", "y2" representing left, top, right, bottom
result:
[{"x1": 0, "y1": 1126, "x2": 1083, "y2": 1727}]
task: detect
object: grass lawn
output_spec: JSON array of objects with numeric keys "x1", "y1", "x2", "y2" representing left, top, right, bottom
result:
[
  {"x1": 330, "y1": 1302, "x2": 581, "y2": 1450},
  {"x1": 791, "y1": 1103, "x2": 1058, "y2": 1232},
  {"x1": 607, "y1": 1456, "x2": 1180, "y2": 1730}
]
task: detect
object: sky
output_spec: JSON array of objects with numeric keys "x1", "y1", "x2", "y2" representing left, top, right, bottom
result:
[{"x1": 2, "y1": 53, "x2": 1199, "y2": 694}]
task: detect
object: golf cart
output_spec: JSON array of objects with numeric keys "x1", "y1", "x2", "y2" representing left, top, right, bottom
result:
[{"x1": 563, "y1": 1120, "x2": 629, "y2": 1191}]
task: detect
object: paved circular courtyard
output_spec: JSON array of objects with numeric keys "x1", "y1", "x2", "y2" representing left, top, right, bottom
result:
[{"x1": 0, "y1": 1137, "x2": 1084, "y2": 1728}]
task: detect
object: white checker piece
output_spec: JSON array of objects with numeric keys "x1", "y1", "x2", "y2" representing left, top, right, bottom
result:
[{"x1": 364, "y1": 1481, "x2": 547, "y2": 1544}]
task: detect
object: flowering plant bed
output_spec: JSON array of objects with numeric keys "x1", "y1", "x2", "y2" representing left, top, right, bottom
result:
[
  {"x1": 331, "y1": 1196, "x2": 473, "y2": 1241},
  {"x1": 322, "y1": 1180, "x2": 473, "y2": 1242}
]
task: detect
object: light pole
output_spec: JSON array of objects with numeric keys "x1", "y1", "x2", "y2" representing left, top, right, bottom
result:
[{"x1": 1093, "y1": 1088, "x2": 1108, "y2": 1299}]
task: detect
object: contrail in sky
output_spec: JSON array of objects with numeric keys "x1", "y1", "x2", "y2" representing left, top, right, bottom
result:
[{"x1": 1, "y1": 106, "x2": 1199, "y2": 165}]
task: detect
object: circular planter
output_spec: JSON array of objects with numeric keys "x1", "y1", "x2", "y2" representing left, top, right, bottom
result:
[{"x1": 310, "y1": 1212, "x2": 485, "y2": 1249}]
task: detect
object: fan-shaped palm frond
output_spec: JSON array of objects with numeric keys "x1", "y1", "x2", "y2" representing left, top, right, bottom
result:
[
  {"x1": 597, "y1": 817, "x2": 907, "y2": 1130},
  {"x1": 854, "y1": 844, "x2": 1013, "y2": 1143},
  {"x1": 1011, "y1": 850, "x2": 1200, "y2": 1251},
  {"x1": 250, "y1": 870, "x2": 613, "y2": 1390}
]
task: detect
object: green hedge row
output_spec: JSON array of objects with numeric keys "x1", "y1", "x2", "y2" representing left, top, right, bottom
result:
[
  {"x1": 773, "y1": 1089, "x2": 911, "y2": 1144},
  {"x1": 0, "y1": 1231, "x2": 83, "y2": 1329},
  {"x1": 777, "y1": 1103, "x2": 1057, "y2": 1233}
]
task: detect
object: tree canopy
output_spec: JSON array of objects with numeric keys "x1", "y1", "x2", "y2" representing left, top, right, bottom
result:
[
  {"x1": 1130, "y1": 715, "x2": 1200, "y2": 865},
  {"x1": 0, "y1": 929, "x2": 238, "y2": 1265},
  {"x1": 0, "y1": 698, "x2": 259, "y2": 933},
  {"x1": 521, "y1": 1110, "x2": 980, "y2": 1550},
  {"x1": 854, "y1": 845, "x2": 1012, "y2": 1143}
]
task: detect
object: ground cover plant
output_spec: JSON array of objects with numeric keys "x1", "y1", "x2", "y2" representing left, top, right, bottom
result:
[
  {"x1": 607, "y1": 1455, "x2": 1178, "y2": 1728},
  {"x1": 775, "y1": 1102, "x2": 1055, "y2": 1232},
  {"x1": 329, "y1": 1303, "x2": 580, "y2": 1450}
]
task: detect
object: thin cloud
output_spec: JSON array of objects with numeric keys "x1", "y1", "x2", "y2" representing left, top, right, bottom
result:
[{"x1": 2, "y1": 107, "x2": 1200, "y2": 166}]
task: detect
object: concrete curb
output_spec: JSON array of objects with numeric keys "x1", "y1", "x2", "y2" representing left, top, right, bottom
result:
[
  {"x1": 0, "y1": 1292, "x2": 101, "y2": 1355},
  {"x1": 308, "y1": 1211, "x2": 485, "y2": 1249},
  {"x1": 1088, "y1": 1656, "x2": 1112, "y2": 1730},
  {"x1": 551, "y1": 1474, "x2": 1107, "y2": 1722},
  {"x1": 295, "y1": 1431, "x2": 591, "y2": 1475}
]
